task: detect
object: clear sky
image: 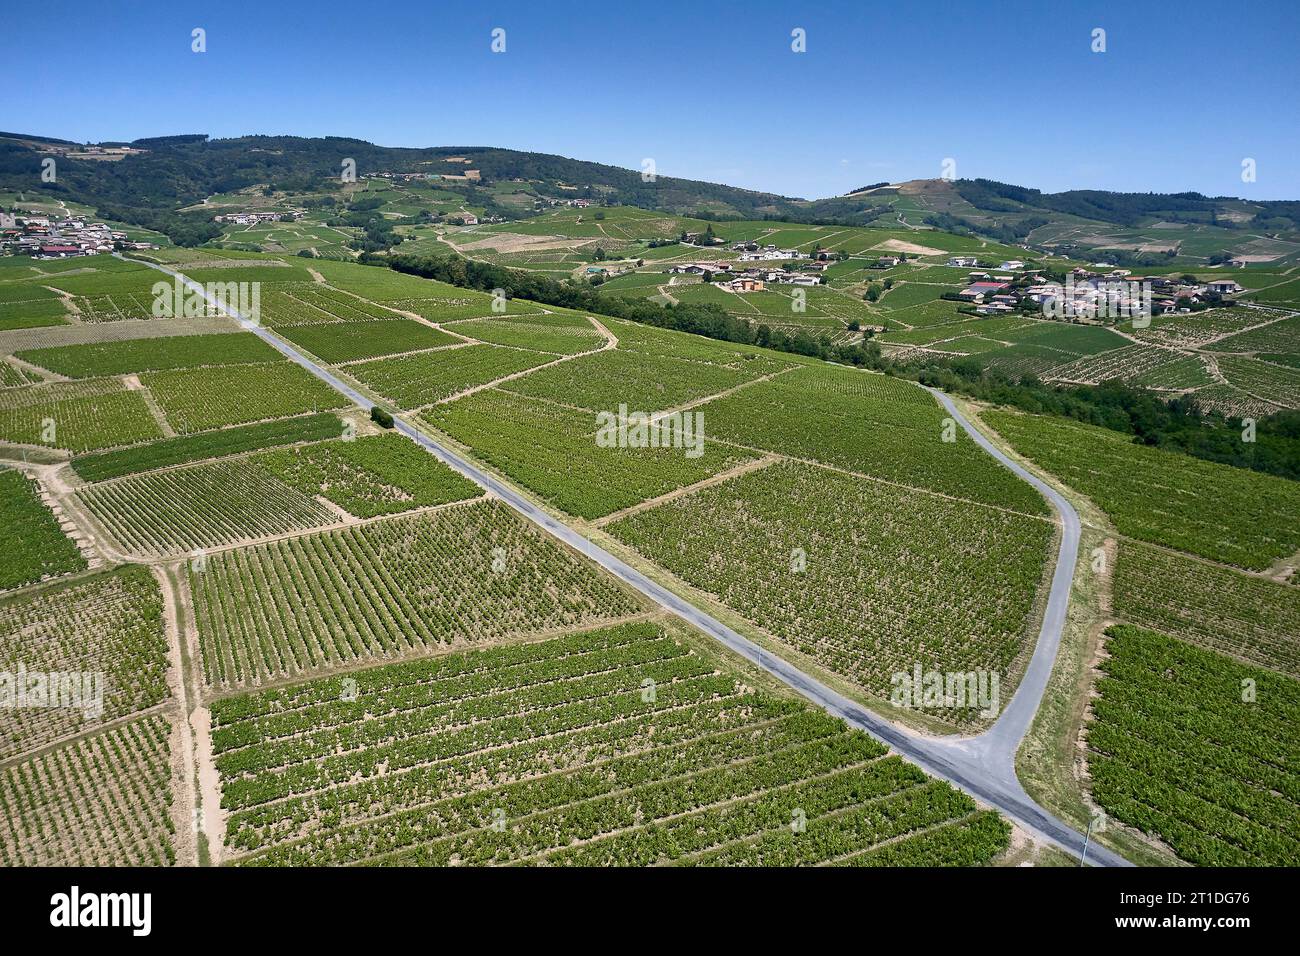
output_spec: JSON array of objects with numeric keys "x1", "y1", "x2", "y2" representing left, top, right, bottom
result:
[{"x1": 7, "y1": 0, "x2": 1298, "y2": 200}]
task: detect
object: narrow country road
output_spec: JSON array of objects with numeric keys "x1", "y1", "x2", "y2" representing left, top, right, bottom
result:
[{"x1": 125, "y1": 255, "x2": 1130, "y2": 866}]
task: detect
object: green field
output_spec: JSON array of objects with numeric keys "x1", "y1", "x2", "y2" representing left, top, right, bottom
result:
[
  {"x1": 423, "y1": 388, "x2": 760, "y2": 520},
  {"x1": 70, "y1": 412, "x2": 346, "y2": 482},
  {"x1": 191, "y1": 500, "x2": 644, "y2": 688},
  {"x1": 1113, "y1": 541, "x2": 1300, "y2": 678},
  {"x1": 1088, "y1": 625, "x2": 1300, "y2": 866},
  {"x1": 16, "y1": 332, "x2": 278, "y2": 378},
  {"x1": 210, "y1": 620, "x2": 1009, "y2": 866},
  {"x1": 0, "y1": 566, "x2": 168, "y2": 759},
  {"x1": 0, "y1": 378, "x2": 164, "y2": 451},
  {"x1": 983, "y1": 409, "x2": 1300, "y2": 570},
  {"x1": 259, "y1": 433, "x2": 481, "y2": 517},
  {"x1": 696, "y1": 364, "x2": 1049, "y2": 515},
  {"x1": 347, "y1": 343, "x2": 554, "y2": 408},
  {"x1": 275, "y1": 319, "x2": 459, "y2": 364},
  {"x1": 0, "y1": 469, "x2": 85, "y2": 590},
  {"x1": 142, "y1": 362, "x2": 349, "y2": 432},
  {"x1": 609, "y1": 460, "x2": 1051, "y2": 721}
]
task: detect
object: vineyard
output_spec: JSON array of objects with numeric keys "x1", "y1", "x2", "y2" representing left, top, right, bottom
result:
[
  {"x1": 982, "y1": 409, "x2": 1300, "y2": 570},
  {"x1": 190, "y1": 500, "x2": 645, "y2": 688},
  {"x1": 0, "y1": 566, "x2": 169, "y2": 759},
  {"x1": 1112, "y1": 541, "x2": 1300, "y2": 678},
  {"x1": 1216, "y1": 355, "x2": 1300, "y2": 409},
  {"x1": 0, "y1": 714, "x2": 177, "y2": 866},
  {"x1": 141, "y1": 362, "x2": 349, "y2": 432},
  {"x1": 0, "y1": 469, "x2": 85, "y2": 591},
  {"x1": 208, "y1": 621, "x2": 1009, "y2": 866},
  {"x1": 499, "y1": 348, "x2": 770, "y2": 415},
  {"x1": 696, "y1": 364, "x2": 1050, "y2": 516},
  {"x1": 391, "y1": 295, "x2": 544, "y2": 322},
  {"x1": 1087, "y1": 625, "x2": 1300, "y2": 866},
  {"x1": 607, "y1": 318, "x2": 800, "y2": 370},
  {"x1": 70, "y1": 412, "x2": 346, "y2": 482},
  {"x1": 1122, "y1": 309, "x2": 1264, "y2": 350},
  {"x1": 423, "y1": 387, "x2": 761, "y2": 519},
  {"x1": 446, "y1": 316, "x2": 606, "y2": 355},
  {"x1": 15, "y1": 332, "x2": 280, "y2": 378},
  {"x1": 608, "y1": 460, "x2": 1052, "y2": 721},
  {"x1": 78, "y1": 457, "x2": 339, "y2": 557},
  {"x1": 346, "y1": 344, "x2": 553, "y2": 409},
  {"x1": 258, "y1": 433, "x2": 481, "y2": 518},
  {"x1": 1208, "y1": 312, "x2": 1300, "y2": 356},
  {"x1": 0, "y1": 377, "x2": 163, "y2": 451},
  {"x1": 1044, "y1": 344, "x2": 1214, "y2": 390},
  {"x1": 276, "y1": 320, "x2": 459, "y2": 364}
]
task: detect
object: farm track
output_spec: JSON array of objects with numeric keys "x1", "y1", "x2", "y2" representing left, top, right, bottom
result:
[{"x1": 123, "y1": 254, "x2": 1131, "y2": 866}]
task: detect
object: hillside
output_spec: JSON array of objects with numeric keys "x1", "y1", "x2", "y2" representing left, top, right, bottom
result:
[{"x1": 806, "y1": 178, "x2": 1300, "y2": 267}]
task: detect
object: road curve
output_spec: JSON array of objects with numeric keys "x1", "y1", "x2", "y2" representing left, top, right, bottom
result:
[{"x1": 126, "y1": 256, "x2": 1130, "y2": 866}]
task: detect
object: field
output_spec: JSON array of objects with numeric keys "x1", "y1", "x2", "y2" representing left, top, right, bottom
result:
[
  {"x1": 345, "y1": 344, "x2": 554, "y2": 409},
  {"x1": 608, "y1": 460, "x2": 1052, "y2": 721},
  {"x1": 275, "y1": 320, "x2": 459, "y2": 364},
  {"x1": 498, "y1": 348, "x2": 778, "y2": 415},
  {"x1": 1087, "y1": 625, "x2": 1300, "y2": 866},
  {"x1": 210, "y1": 621, "x2": 1009, "y2": 866},
  {"x1": 0, "y1": 377, "x2": 164, "y2": 451},
  {"x1": 1112, "y1": 541, "x2": 1300, "y2": 678},
  {"x1": 0, "y1": 567, "x2": 168, "y2": 758},
  {"x1": 1208, "y1": 313, "x2": 1300, "y2": 356},
  {"x1": 15, "y1": 332, "x2": 279, "y2": 378},
  {"x1": 0, "y1": 713, "x2": 177, "y2": 866},
  {"x1": 0, "y1": 469, "x2": 85, "y2": 590},
  {"x1": 1216, "y1": 355, "x2": 1300, "y2": 409},
  {"x1": 446, "y1": 316, "x2": 606, "y2": 355},
  {"x1": 982, "y1": 410, "x2": 1300, "y2": 570},
  {"x1": 190, "y1": 500, "x2": 645, "y2": 688},
  {"x1": 258, "y1": 433, "x2": 481, "y2": 518},
  {"x1": 78, "y1": 457, "x2": 339, "y2": 557},
  {"x1": 423, "y1": 388, "x2": 760, "y2": 520},
  {"x1": 70, "y1": 412, "x2": 346, "y2": 482},
  {"x1": 695, "y1": 364, "x2": 1049, "y2": 516},
  {"x1": 1045, "y1": 344, "x2": 1214, "y2": 390},
  {"x1": 142, "y1": 362, "x2": 349, "y2": 432}
]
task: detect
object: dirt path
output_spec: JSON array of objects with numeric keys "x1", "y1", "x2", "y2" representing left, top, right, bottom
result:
[
  {"x1": 592, "y1": 455, "x2": 780, "y2": 527},
  {"x1": 412, "y1": 327, "x2": 616, "y2": 410},
  {"x1": 154, "y1": 565, "x2": 203, "y2": 866}
]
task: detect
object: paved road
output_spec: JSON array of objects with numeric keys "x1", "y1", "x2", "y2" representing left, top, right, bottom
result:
[{"x1": 128, "y1": 256, "x2": 1130, "y2": 866}]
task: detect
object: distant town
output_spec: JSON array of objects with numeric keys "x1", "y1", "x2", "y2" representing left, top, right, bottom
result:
[{"x1": 0, "y1": 212, "x2": 157, "y2": 258}]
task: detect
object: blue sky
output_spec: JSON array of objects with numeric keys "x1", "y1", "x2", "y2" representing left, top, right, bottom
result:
[{"x1": 7, "y1": 0, "x2": 1298, "y2": 199}]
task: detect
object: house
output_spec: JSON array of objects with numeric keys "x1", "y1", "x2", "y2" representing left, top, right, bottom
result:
[
  {"x1": 35, "y1": 244, "x2": 82, "y2": 258},
  {"x1": 719, "y1": 277, "x2": 765, "y2": 293},
  {"x1": 948, "y1": 256, "x2": 980, "y2": 268},
  {"x1": 874, "y1": 256, "x2": 901, "y2": 268},
  {"x1": 998, "y1": 260, "x2": 1025, "y2": 271},
  {"x1": 961, "y1": 281, "x2": 1010, "y2": 300},
  {"x1": 1205, "y1": 279, "x2": 1242, "y2": 296},
  {"x1": 461, "y1": 214, "x2": 479, "y2": 225}
]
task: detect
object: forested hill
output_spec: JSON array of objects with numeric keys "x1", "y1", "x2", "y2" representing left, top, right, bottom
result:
[{"x1": 0, "y1": 132, "x2": 806, "y2": 232}]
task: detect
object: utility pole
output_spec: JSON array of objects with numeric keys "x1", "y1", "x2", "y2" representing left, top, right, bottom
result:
[{"x1": 1079, "y1": 815, "x2": 1100, "y2": 867}]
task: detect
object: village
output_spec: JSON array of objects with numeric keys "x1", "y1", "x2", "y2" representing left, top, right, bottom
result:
[
  {"x1": 947, "y1": 259, "x2": 1243, "y2": 320},
  {"x1": 0, "y1": 212, "x2": 157, "y2": 258}
]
